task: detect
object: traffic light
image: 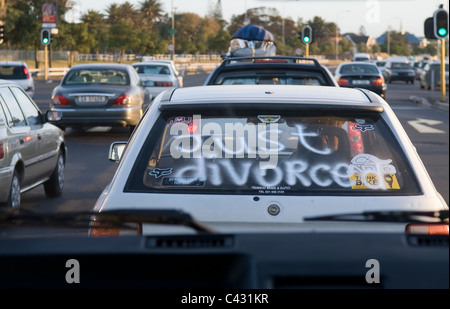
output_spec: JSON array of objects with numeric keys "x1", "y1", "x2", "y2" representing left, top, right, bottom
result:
[
  {"x1": 0, "y1": 21, "x2": 5, "y2": 45},
  {"x1": 301, "y1": 25, "x2": 312, "y2": 44},
  {"x1": 434, "y1": 8, "x2": 449, "y2": 39},
  {"x1": 41, "y1": 28, "x2": 51, "y2": 45}
]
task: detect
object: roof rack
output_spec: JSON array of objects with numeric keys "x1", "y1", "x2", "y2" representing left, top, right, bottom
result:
[{"x1": 220, "y1": 56, "x2": 322, "y2": 67}]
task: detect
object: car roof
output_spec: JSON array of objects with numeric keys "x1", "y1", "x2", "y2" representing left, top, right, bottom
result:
[
  {"x1": 0, "y1": 61, "x2": 28, "y2": 67},
  {"x1": 160, "y1": 85, "x2": 383, "y2": 112},
  {"x1": 68, "y1": 63, "x2": 132, "y2": 70}
]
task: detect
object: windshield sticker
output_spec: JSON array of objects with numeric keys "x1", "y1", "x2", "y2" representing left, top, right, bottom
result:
[
  {"x1": 168, "y1": 117, "x2": 193, "y2": 127},
  {"x1": 162, "y1": 177, "x2": 205, "y2": 187},
  {"x1": 149, "y1": 168, "x2": 173, "y2": 178},
  {"x1": 353, "y1": 124, "x2": 374, "y2": 132},
  {"x1": 257, "y1": 115, "x2": 281, "y2": 123},
  {"x1": 347, "y1": 154, "x2": 400, "y2": 190}
]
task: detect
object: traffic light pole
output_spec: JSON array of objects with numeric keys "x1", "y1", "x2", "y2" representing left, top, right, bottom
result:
[
  {"x1": 305, "y1": 43, "x2": 309, "y2": 57},
  {"x1": 440, "y1": 39, "x2": 446, "y2": 102},
  {"x1": 44, "y1": 44, "x2": 48, "y2": 81}
]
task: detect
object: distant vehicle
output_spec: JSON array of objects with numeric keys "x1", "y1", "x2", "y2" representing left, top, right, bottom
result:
[
  {"x1": 0, "y1": 61, "x2": 35, "y2": 99},
  {"x1": 372, "y1": 60, "x2": 387, "y2": 76},
  {"x1": 420, "y1": 61, "x2": 449, "y2": 90},
  {"x1": 334, "y1": 61, "x2": 386, "y2": 99},
  {"x1": 204, "y1": 56, "x2": 338, "y2": 87},
  {"x1": 353, "y1": 53, "x2": 371, "y2": 62},
  {"x1": 0, "y1": 81, "x2": 66, "y2": 210},
  {"x1": 132, "y1": 60, "x2": 183, "y2": 100},
  {"x1": 50, "y1": 63, "x2": 148, "y2": 132},
  {"x1": 383, "y1": 61, "x2": 415, "y2": 84}
]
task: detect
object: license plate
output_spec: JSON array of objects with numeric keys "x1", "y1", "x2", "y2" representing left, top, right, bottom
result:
[
  {"x1": 77, "y1": 96, "x2": 106, "y2": 103},
  {"x1": 352, "y1": 80, "x2": 370, "y2": 85}
]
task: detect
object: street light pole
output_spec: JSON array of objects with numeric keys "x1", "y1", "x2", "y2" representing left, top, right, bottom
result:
[{"x1": 171, "y1": 0, "x2": 175, "y2": 60}]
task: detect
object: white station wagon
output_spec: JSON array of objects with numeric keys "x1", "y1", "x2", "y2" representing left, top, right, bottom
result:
[{"x1": 91, "y1": 85, "x2": 448, "y2": 235}]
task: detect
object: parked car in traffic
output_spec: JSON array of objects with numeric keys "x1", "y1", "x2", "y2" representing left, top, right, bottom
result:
[
  {"x1": 50, "y1": 63, "x2": 149, "y2": 132},
  {"x1": 0, "y1": 81, "x2": 66, "y2": 210},
  {"x1": 372, "y1": 60, "x2": 387, "y2": 77},
  {"x1": 353, "y1": 53, "x2": 371, "y2": 62},
  {"x1": 383, "y1": 60, "x2": 415, "y2": 84},
  {"x1": 132, "y1": 60, "x2": 183, "y2": 100},
  {"x1": 91, "y1": 85, "x2": 447, "y2": 237},
  {"x1": 204, "y1": 56, "x2": 338, "y2": 87},
  {"x1": 419, "y1": 61, "x2": 449, "y2": 90},
  {"x1": 0, "y1": 61, "x2": 35, "y2": 99},
  {"x1": 334, "y1": 61, "x2": 386, "y2": 99}
]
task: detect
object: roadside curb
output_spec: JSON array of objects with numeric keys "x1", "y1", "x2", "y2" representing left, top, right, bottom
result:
[{"x1": 409, "y1": 95, "x2": 449, "y2": 111}]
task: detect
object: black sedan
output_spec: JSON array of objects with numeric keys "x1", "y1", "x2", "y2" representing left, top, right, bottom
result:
[
  {"x1": 50, "y1": 63, "x2": 150, "y2": 132},
  {"x1": 334, "y1": 62, "x2": 386, "y2": 99},
  {"x1": 383, "y1": 61, "x2": 415, "y2": 84}
]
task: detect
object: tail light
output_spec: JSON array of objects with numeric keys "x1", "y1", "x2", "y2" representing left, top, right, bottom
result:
[
  {"x1": 406, "y1": 224, "x2": 449, "y2": 235},
  {"x1": 52, "y1": 94, "x2": 70, "y2": 106},
  {"x1": 372, "y1": 77, "x2": 384, "y2": 86},
  {"x1": 23, "y1": 67, "x2": 30, "y2": 79},
  {"x1": 338, "y1": 78, "x2": 350, "y2": 86},
  {"x1": 113, "y1": 94, "x2": 132, "y2": 105},
  {"x1": 89, "y1": 219, "x2": 140, "y2": 236},
  {"x1": 154, "y1": 81, "x2": 173, "y2": 87},
  {"x1": 0, "y1": 141, "x2": 4, "y2": 159}
]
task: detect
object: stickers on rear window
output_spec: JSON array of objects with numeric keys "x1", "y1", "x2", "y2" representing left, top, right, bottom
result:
[
  {"x1": 347, "y1": 154, "x2": 400, "y2": 190},
  {"x1": 257, "y1": 115, "x2": 281, "y2": 123},
  {"x1": 149, "y1": 168, "x2": 173, "y2": 178}
]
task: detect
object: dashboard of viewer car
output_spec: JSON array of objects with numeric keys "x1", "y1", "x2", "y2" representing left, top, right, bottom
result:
[{"x1": 0, "y1": 232, "x2": 448, "y2": 289}]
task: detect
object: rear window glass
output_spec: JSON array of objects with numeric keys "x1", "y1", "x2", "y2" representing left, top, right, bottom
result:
[
  {"x1": 340, "y1": 64, "x2": 379, "y2": 74},
  {"x1": 63, "y1": 69, "x2": 129, "y2": 85},
  {"x1": 219, "y1": 77, "x2": 323, "y2": 86},
  {"x1": 133, "y1": 65, "x2": 171, "y2": 75},
  {"x1": 390, "y1": 63, "x2": 412, "y2": 69},
  {"x1": 125, "y1": 110, "x2": 421, "y2": 196},
  {"x1": 0, "y1": 66, "x2": 28, "y2": 79}
]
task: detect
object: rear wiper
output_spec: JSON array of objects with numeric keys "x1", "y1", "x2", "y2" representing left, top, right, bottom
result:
[
  {"x1": 0, "y1": 209, "x2": 217, "y2": 234},
  {"x1": 304, "y1": 210, "x2": 449, "y2": 223}
]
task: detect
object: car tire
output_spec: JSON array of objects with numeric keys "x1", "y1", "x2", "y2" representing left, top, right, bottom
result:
[
  {"x1": 44, "y1": 150, "x2": 65, "y2": 198},
  {"x1": 6, "y1": 170, "x2": 21, "y2": 210}
]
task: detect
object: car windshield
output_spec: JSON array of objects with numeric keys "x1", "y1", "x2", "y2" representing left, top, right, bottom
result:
[
  {"x1": 340, "y1": 64, "x2": 379, "y2": 74},
  {"x1": 391, "y1": 63, "x2": 412, "y2": 69},
  {"x1": 0, "y1": 65, "x2": 28, "y2": 79},
  {"x1": 63, "y1": 69, "x2": 129, "y2": 85},
  {"x1": 134, "y1": 65, "x2": 171, "y2": 75},
  {"x1": 125, "y1": 111, "x2": 420, "y2": 195}
]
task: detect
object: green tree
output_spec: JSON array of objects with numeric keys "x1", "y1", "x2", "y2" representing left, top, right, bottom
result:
[{"x1": 80, "y1": 10, "x2": 108, "y2": 54}]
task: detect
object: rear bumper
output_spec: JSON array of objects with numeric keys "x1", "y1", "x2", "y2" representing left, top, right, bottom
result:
[
  {"x1": 51, "y1": 105, "x2": 142, "y2": 127},
  {"x1": 0, "y1": 166, "x2": 13, "y2": 203}
]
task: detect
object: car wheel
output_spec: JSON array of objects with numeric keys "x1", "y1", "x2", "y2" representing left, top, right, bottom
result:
[
  {"x1": 6, "y1": 170, "x2": 21, "y2": 210},
  {"x1": 44, "y1": 150, "x2": 65, "y2": 197}
]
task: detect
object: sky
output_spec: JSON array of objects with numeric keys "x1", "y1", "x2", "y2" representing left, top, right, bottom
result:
[{"x1": 71, "y1": 0, "x2": 447, "y2": 38}]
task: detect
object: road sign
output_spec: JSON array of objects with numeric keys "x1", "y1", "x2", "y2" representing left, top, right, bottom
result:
[{"x1": 169, "y1": 28, "x2": 177, "y2": 35}]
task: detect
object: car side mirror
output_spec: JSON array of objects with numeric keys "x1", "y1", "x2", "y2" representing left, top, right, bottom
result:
[
  {"x1": 46, "y1": 110, "x2": 62, "y2": 122},
  {"x1": 109, "y1": 141, "x2": 128, "y2": 162}
]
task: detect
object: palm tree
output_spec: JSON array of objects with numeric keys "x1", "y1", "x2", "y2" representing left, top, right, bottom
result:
[{"x1": 139, "y1": 0, "x2": 164, "y2": 29}]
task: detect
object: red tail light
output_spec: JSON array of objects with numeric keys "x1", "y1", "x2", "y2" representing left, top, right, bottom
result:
[
  {"x1": 154, "y1": 81, "x2": 173, "y2": 87},
  {"x1": 0, "y1": 141, "x2": 4, "y2": 159},
  {"x1": 113, "y1": 94, "x2": 132, "y2": 105},
  {"x1": 406, "y1": 224, "x2": 449, "y2": 235},
  {"x1": 372, "y1": 77, "x2": 384, "y2": 86},
  {"x1": 23, "y1": 67, "x2": 30, "y2": 79},
  {"x1": 338, "y1": 78, "x2": 350, "y2": 86},
  {"x1": 52, "y1": 94, "x2": 70, "y2": 106}
]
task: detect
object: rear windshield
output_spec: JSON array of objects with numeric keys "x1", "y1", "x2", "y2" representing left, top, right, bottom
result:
[
  {"x1": 340, "y1": 64, "x2": 379, "y2": 74},
  {"x1": 390, "y1": 63, "x2": 412, "y2": 69},
  {"x1": 133, "y1": 65, "x2": 171, "y2": 75},
  {"x1": 63, "y1": 69, "x2": 129, "y2": 85},
  {"x1": 125, "y1": 110, "x2": 421, "y2": 196},
  {"x1": 219, "y1": 76, "x2": 324, "y2": 86},
  {"x1": 0, "y1": 65, "x2": 28, "y2": 79}
]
